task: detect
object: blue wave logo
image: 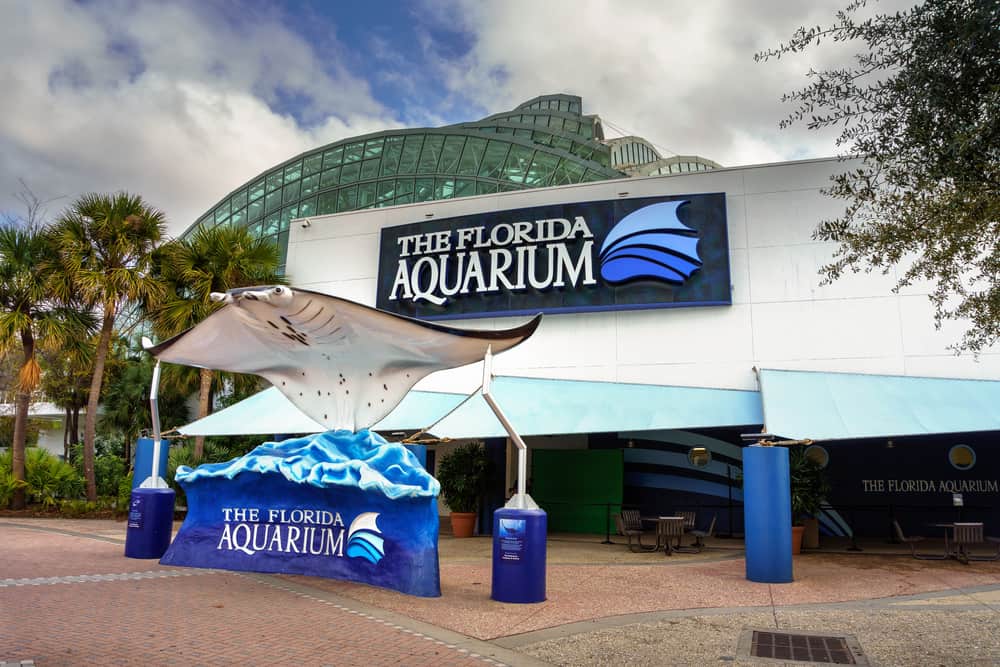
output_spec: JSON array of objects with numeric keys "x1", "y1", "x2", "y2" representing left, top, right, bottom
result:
[
  {"x1": 599, "y1": 201, "x2": 702, "y2": 284},
  {"x1": 346, "y1": 512, "x2": 385, "y2": 564}
]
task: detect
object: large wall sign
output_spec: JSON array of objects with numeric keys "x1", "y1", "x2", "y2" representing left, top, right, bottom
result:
[
  {"x1": 377, "y1": 193, "x2": 730, "y2": 320},
  {"x1": 160, "y1": 430, "x2": 442, "y2": 597}
]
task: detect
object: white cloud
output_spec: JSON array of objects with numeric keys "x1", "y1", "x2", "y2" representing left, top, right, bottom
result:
[
  {"x1": 0, "y1": 0, "x2": 913, "y2": 239},
  {"x1": 0, "y1": 0, "x2": 399, "y2": 237},
  {"x1": 422, "y1": 0, "x2": 887, "y2": 166}
]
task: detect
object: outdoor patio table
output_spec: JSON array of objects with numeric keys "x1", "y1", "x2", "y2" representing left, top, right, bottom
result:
[{"x1": 928, "y1": 522, "x2": 985, "y2": 563}]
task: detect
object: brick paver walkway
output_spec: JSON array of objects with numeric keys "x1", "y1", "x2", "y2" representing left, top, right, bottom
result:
[
  {"x1": 0, "y1": 523, "x2": 516, "y2": 666},
  {"x1": 7, "y1": 518, "x2": 1000, "y2": 666}
]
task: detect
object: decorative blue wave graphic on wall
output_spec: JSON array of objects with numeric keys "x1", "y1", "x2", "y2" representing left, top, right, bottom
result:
[
  {"x1": 621, "y1": 435, "x2": 850, "y2": 538},
  {"x1": 600, "y1": 201, "x2": 702, "y2": 284},
  {"x1": 346, "y1": 512, "x2": 385, "y2": 564}
]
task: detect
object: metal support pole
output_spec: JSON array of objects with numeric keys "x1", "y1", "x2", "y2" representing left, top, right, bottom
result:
[
  {"x1": 847, "y1": 508, "x2": 862, "y2": 551},
  {"x1": 141, "y1": 360, "x2": 168, "y2": 489},
  {"x1": 482, "y1": 347, "x2": 537, "y2": 510}
]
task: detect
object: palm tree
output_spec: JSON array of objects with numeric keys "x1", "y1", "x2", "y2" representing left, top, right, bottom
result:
[
  {"x1": 39, "y1": 343, "x2": 93, "y2": 461},
  {"x1": 153, "y1": 224, "x2": 284, "y2": 457},
  {"x1": 0, "y1": 224, "x2": 94, "y2": 508},
  {"x1": 50, "y1": 193, "x2": 166, "y2": 501},
  {"x1": 100, "y1": 351, "x2": 190, "y2": 462}
]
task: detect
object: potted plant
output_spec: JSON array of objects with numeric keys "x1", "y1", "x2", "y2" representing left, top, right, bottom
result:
[
  {"x1": 435, "y1": 441, "x2": 492, "y2": 538},
  {"x1": 789, "y1": 447, "x2": 830, "y2": 553}
]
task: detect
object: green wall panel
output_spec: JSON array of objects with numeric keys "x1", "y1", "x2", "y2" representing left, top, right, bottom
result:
[{"x1": 532, "y1": 449, "x2": 623, "y2": 534}]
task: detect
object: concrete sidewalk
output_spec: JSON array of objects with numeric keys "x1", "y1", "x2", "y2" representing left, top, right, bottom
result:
[{"x1": 3, "y1": 518, "x2": 1000, "y2": 666}]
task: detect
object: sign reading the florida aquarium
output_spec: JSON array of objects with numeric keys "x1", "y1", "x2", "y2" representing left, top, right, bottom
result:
[
  {"x1": 376, "y1": 193, "x2": 730, "y2": 320},
  {"x1": 213, "y1": 507, "x2": 386, "y2": 562},
  {"x1": 159, "y1": 430, "x2": 442, "y2": 597}
]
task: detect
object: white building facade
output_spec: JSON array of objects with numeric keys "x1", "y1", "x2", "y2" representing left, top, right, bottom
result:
[
  {"x1": 273, "y1": 156, "x2": 1000, "y2": 538},
  {"x1": 289, "y1": 156, "x2": 1000, "y2": 389}
]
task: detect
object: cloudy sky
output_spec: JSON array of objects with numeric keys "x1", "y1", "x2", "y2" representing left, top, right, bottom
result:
[{"x1": 1, "y1": 0, "x2": 888, "y2": 237}]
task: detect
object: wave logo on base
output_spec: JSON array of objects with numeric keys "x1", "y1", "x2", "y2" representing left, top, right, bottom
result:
[
  {"x1": 599, "y1": 201, "x2": 702, "y2": 285},
  {"x1": 346, "y1": 512, "x2": 385, "y2": 564}
]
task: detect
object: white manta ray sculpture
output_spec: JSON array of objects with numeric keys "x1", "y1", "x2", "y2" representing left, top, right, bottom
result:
[{"x1": 143, "y1": 285, "x2": 541, "y2": 432}]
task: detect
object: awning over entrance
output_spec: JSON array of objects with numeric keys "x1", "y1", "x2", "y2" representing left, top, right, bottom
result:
[
  {"x1": 758, "y1": 368, "x2": 1000, "y2": 441},
  {"x1": 176, "y1": 386, "x2": 467, "y2": 436},
  {"x1": 176, "y1": 376, "x2": 764, "y2": 439},
  {"x1": 429, "y1": 376, "x2": 763, "y2": 439}
]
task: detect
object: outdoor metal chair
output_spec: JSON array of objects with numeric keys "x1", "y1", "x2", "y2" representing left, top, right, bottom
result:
[
  {"x1": 657, "y1": 516, "x2": 698, "y2": 556},
  {"x1": 893, "y1": 520, "x2": 947, "y2": 560},
  {"x1": 953, "y1": 523, "x2": 988, "y2": 563},
  {"x1": 689, "y1": 514, "x2": 716, "y2": 552},
  {"x1": 615, "y1": 510, "x2": 656, "y2": 552},
  {"x1": 676, "y1": 510, "x2": 696, "y2": 531}
]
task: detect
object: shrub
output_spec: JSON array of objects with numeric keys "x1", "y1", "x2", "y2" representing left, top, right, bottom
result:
[
  {"x1": 204, "y1": 436, "x2": 256, "y2": 462},
  {"x1": 70, "y1": 437, "x2": 129, "y2": 498},
  {"x1": 0, "y1": 450, "x2": 28, "y2": 508},
  {"x1": 166, "y1": 444, "x2": 201, "y2": 508},
  {"x1": 790, "y1": 447, "x2": 830, "y2": 523},
  {"x1": 24, "y1": 448, "x2": 82, "y2": 507},
  {"x1": 59, "y1": 499, "x2": 97, "y2": 517},
  {"x1": 94, "y1": 452, "x2": 126, "y2": 498},
  {"x1": 116, "y1": 472, "x2": 133, "y2": 513},
  {"x1": 436, "y1": 441, "x2": 493, "y2": 513}
]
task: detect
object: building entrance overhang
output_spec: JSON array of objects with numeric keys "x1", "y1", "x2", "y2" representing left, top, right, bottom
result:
[
  {"x1": 177, "y1": 375, "x2": 763, "y2": 440},
  {"x1": 758, "y1": 368, "x2": 1000, "y2": 441}
]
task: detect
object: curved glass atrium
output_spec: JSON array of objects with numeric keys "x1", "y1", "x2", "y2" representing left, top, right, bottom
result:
[{"x1": 183, "y1": 94, "x2": 718, "y2": 272}]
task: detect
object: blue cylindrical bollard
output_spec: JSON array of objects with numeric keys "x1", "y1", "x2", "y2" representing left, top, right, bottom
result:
[
  {"x1": 743, "y1": 446, "x2": 793, "y2": 583},
  {"x1": 124, "y1": 487, "x2": 176, "y2": 559},
  {"x1": 491, "y1": 507, "x2": 546, "y2": 603},
  {"x1": 132, "y1": 438, "x2": 170, "y2": 489}
]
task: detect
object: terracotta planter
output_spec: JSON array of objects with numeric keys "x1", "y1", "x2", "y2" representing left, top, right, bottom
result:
[
  {"x1": 450, "y1": 512, "x2": 477, "y2": 538},
  {"x1": 791, "y1": 525, "x2": 805, "y2": 555}
]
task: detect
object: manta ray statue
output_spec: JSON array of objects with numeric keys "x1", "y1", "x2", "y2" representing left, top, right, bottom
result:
[
  {"x1": 143, "y1": 285, "x2": 541, "y2": 432},
  {"x1": 143, "y1": 286, "x2": 540, "y2": 597}
]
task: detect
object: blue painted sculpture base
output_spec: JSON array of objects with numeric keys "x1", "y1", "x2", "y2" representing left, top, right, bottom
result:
[{"x1": 159, "y1": 429, "x2": 441, "y2": 597}]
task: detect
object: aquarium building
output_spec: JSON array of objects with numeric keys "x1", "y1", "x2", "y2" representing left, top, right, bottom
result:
[{"x1": 180, "y1": 94, "x2": 1000, "y2": 539}]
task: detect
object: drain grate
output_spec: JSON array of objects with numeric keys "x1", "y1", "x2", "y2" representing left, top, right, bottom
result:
[{"x1": 738, "y1": 628, "x2": 868, "y2": 666}]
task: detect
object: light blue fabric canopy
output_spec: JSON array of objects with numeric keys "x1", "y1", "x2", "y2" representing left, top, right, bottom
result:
[
  {"x1": 758, "y1": 368, "x2": 1000, "y2": 441},
  {"x1": 177, "y1": 386, "x2": 467, "y2": 436},
  {"x1": 178, "y1": 376, "x2": 764, "y2": 439},
  {"x1": 429, "y1": 376, "x2": 763, "y2": 439}
]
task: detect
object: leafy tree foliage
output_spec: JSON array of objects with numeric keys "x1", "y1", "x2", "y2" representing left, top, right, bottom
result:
[
  {"x1": 758, "y1": 0, "x2": 1000, "y2": 351},
  {"x1": 99, "y1": 351, "x2": 190, "y2": 456},
  {"x1": 39, "y1": 344, "x2": 93, "y2": 460},
  {"x1": 0, "y1": 218, "x2": 94, "y2": 508},
  {"x1": 0, "y1": 416, "x2": 39, "y2": 450},
  {"x1": 49, "y1": 192, "x2": 167, "y2": 500},
  {"x1": 151, "y1": 224, "x2": 284, "y2": 457}
]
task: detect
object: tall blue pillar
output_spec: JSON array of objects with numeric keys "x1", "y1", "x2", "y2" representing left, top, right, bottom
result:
[{"x1": 743, "y1": 446, "x2": 793, "y2": 583}]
